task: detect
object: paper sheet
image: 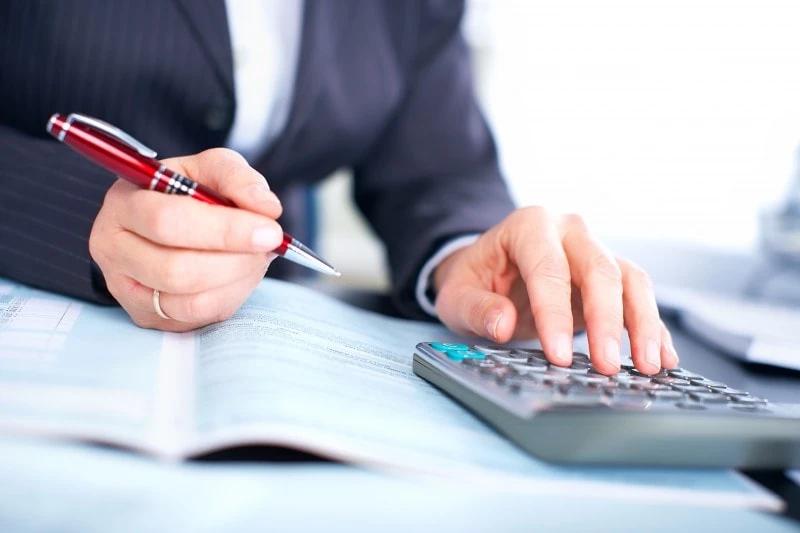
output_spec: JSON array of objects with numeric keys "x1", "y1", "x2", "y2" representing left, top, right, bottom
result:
[{"x1": 0, "y1": 278, "x2": 782, "y2": 510}]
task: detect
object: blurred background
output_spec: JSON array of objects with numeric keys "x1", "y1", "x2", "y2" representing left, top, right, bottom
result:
[{"x1": 318, "y1": 0, "x2": 800, "y2": 290}]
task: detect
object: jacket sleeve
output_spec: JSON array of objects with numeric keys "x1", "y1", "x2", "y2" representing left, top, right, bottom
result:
[
  {"x1": 352, "y1": 0, "x2": 516, "y2": 319},
  {"x1": 0, "y1": 124, "x2": 116, "y2": 304}
]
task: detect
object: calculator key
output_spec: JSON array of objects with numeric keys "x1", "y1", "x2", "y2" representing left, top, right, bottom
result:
[
  {"x1": 571, "y1": 375, "x2": 609, "y2": 386},
  {"x1": 490, "y1": 353, "x2": 529, "y2": 364},
  {"x1": 549, "y1": 364, "x2": 590, "y2": 375},
  {"x1": 732, "y1": 396, "x2": 768, "y2": 405},
  {"x1": 689, "y1": 378, "x2": 727, "y2": 389},
  {"x1": 671, "y1": 384, "x2": 710, "y2": 393},
  {"x1": 690, "y1": 391, "x2": 728, "y2": 403},
  {"x1": 463, "y1": 359, "x2": 495, "y2": 369},
  {"x1": 444, "y1": 350, "x2": 466, "y2": 361},
  {"x1": 718, "y1": 387, "x2": 749, "y2": 397},
  {"x1": 511, "y1": 348, "x2": 546, "y2": 357},
  {"x1": 632, "y1": 368, "x2": 668, "y2": 378},
  {"x1": 655, "y1": 377, "x2": 691, "y2": 386},
  {"x1": 635, "y1": 383, "x2": 671, "y2": 392},
  {"x1": 474, "y1": 344, "x2": 512, "y2": 355},
  {"x1": 668, "y1": 368, "x2": 702, "y2": 379},
  {"x1": 510, "y1": 361, "x2": 548, "y2": 374},
  {"x1": 615, "y1": 375, "x2": 652, "y2": 385},
  {"x1": 431, "y1": 343, "x2": 469, "y2": 352},
  {"x1": 649, "y1": 390, "x2": 684, "y2": 400},
  {"x1": 464, "y1": 350, "x2": 487, "y2": 359},
  {"x1": 676, "y1": 401, "x2": 707, "y2": 410},
  {"x1": 571, "y1": 351, "x2": 591, "y2": 363}
]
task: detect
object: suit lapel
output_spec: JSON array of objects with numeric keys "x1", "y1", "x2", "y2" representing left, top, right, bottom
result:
[
  {"x1": 171, "y1": 0, "x2": 235, "y2": 97},
  {"x1": 259, "y1": 0, "x2": 356, "y2": 171}
]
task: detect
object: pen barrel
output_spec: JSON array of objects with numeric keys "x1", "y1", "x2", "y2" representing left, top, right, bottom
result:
[
  {"x1": 47, "y1": 113, "x2": 160, "y2": 189},
  {"x1": 47, "y1": 113, "x2": 233, "y2": 207}
]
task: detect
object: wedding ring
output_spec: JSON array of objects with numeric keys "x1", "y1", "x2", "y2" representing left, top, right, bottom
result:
[{"x1": 152, "y1": 289, "x2": 171, "y2": 320}]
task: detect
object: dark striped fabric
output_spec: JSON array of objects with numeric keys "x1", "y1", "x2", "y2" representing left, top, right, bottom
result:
[{"x1": 0, "y1": 0, "x2": 515, "y2": 318}]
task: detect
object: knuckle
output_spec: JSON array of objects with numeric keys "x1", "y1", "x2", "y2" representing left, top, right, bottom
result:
[
  {"x1": 587, "y1": 253, "x2": 623, "y2": 284},
  {"x1": 561, "y1": 212, "x2": 587, "y2": 232},
  {"x1": 203, "y1": 147, "x2": 246, "y2": 166},
  {"x1": 528, "y1": 253, "x2": 571, "y2": 290},
  {"x1": 512, "y1": 205, "x2": 548, "y2": 224},
  {"x1": 625, "y1": 262, "x2": 654, "y2": 289}
]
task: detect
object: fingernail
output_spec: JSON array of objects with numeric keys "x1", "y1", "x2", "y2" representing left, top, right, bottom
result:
[
  {"x1": 554, "y1": 334, "x2": 572, "y2": 365},
  {"x1": 646, "y1": 339, "x2": 661, "y2": 369},
  {"x1": 246, "y1": 182, "x2": 282, "y2": 209},
  {"x1": 604, "y1": 337, "x2": 620, "y2": 368},
  {"x1": 252, "y1": 226, "x2": 281, "y2": 250},
  {"x1": 669, "y1": 342, "x2": 680, "y2": 366},
  {"x1": 484, "y1": 310, "x2": 503, "y2": 340}
]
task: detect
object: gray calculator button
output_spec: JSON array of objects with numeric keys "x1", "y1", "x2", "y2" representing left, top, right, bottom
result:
[
  {"x1": 650, "y1": 390, "x2": 684, "y2": 400},
  {"x1": 511, "y1": 348, "x2": 545, "y2": 357},
  {"x1": 676, "y1": 401, "x2": 707, "y2": 410},
  {"x1": 510, "y1": 361, "x2": 548, "y2": 374},
  {"x1": 671, "y1": 384, "x2": 710, "y2": 393},
  {"x1": 549, "y1": 364, "x2": 590, "y2": 375},
  {"x1": 690, "y1": 391, "x2": 728, "y2": 403},
  {"x1": 632, "y1": 368, "x2": 668, "y2": 378},
  {"x1": 474, "y1": 344, "x2": 512, "y2": 355},
  {"x1": 615, "y1": 375, "x2": 651, "y2": 385},
  {"x1": 636, "y1": 383, "x2": 671, "y2": 392},
  {"x1": 463, "y1": 359, "x2": 495, "y2": 369},
  {"x1": 571, "y1": 374, "x2": 608, "y2": 386},
  {"x1": 689, "y1": 378, "x2": 727, "y2": 389},
  {"x1": 655, "y1": 377, "x2": 691, "y2": 386},
  {"x1": 733, "y1": 396, "x2": 768, "y2": 405},
  {"x1": 571, "y1": 351, "x2": 590, "y2": 362},
  {"x1": 668, "y1": 368, "x2": 702, "y2": 379},
  {"x1": 718, "y1": 387, "x2": 749, "y2": 397},
  {"x1": 490, "y1": 353, "x2": 528, "y2": 364}
]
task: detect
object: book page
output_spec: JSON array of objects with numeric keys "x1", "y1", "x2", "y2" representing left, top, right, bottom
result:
[
  {"x1": 0, "y1": 280, "x2": 170, "y2": 453},
  {"x1": 187, "y1": 279, "x2": 779, "y2": 510}
]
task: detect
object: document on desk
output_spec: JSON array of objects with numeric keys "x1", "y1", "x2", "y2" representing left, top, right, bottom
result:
[
  {"x1": 0, "y1": 278, "x2": 780, "y2": 511},
  {"x1": 657, "y1": 285, "x2": 800, "y2": 371}
]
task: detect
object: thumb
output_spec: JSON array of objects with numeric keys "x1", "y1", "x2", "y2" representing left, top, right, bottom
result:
[
  {"x1": 163, "y1": 148, "x2": 282, "y2": 219},
  {"x1": 436, "y1": 284, "x2": 517, "y2": 343}
]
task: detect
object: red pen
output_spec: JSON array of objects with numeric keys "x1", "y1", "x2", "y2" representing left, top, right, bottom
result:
[{"x1": 47, "y1": 113, "x2": 340, "y2": 277}]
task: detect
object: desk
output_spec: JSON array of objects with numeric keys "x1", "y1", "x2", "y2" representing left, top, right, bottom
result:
[{"x1": 1, "y1": 242, "x2": 799, "y2": 532}]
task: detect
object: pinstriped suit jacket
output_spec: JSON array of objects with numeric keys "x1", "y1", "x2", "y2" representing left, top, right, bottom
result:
[{"x1": 0, "y1": 0, "x2": 515, "y2": 318}]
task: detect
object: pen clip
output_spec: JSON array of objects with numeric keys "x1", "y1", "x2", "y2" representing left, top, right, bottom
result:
[{"x1": 67, "y1": 113, "x2": 158, "y2": 159}]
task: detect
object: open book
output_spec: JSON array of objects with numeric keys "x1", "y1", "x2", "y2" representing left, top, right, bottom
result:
[{"x1": 0, "y1": 278, "x2": 781, "y2": 511}]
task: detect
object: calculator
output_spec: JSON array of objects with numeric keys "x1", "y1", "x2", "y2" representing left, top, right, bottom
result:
[{"x1": 413, "y1": 342, "x2": 800, "y2": 468}]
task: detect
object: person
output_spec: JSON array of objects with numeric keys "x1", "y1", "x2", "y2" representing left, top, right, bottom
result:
[{"x1": 0, "y1": 0, "x2": 678, "y2": 376}]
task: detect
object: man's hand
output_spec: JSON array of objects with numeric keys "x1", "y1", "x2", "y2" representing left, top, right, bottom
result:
[
  {"x1": 89, "y1": 148, "x2": 283, "y2": 332},
  {"x1": 433, "y1": 207, "x2": 679, "y2": 375}
]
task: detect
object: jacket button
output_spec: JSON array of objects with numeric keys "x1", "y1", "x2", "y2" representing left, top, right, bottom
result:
[{"x1": 204, "y1": 104, "x2": 231, "y2": 131}]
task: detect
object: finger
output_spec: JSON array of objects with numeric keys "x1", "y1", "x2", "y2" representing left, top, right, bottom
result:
[
  {"x1": 436, "y1": 284, "x2": 518, "y2": 342},
  {"x1": 117, "y1": 188, "x2": 283, "y2": 252},
  {"x1": 153, "y1": 264, "x2": 270, "y2": 325},
  {"x1": 618, "y1": 258, "x2": 663, "y2": 375},
  {"x1": 561, "y1": 216, "x2": 624, "y2": 374},
  {"x1": 163, "y1": 148, "x2": 282, "y2": 218},
  {"x1": 506, "y1": 208, "x2": 574, "y2": 366},
  {"x1": 111, "y1": 229, "x2": 270, "y2": 294},
  {"x1": 660, "y1": 321, "x2": 680, "y2": 369},
  {"x1": 120, "y1": 256, "x2": 274, "y2": 331}
]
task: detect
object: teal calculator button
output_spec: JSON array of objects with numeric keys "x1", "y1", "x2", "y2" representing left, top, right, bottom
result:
[
  {"x1": 444, "y1": 350, "x2": 466, "y2": 361},
  {"x1": 431, "y1": 342, "x2": 469, "y2": 352},
  {"x1": 461, "y1": 350, "x2": 486, "y2": 360}
]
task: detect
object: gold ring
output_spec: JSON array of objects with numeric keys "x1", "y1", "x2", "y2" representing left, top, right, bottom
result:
[{"x1": 152, "y1": 289, "x2": 171, "y2": 320}]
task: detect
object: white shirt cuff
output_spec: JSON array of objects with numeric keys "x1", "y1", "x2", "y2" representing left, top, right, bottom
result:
[{"x1": 415, "y1": 234, "x2": 481, "y2": 317}]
